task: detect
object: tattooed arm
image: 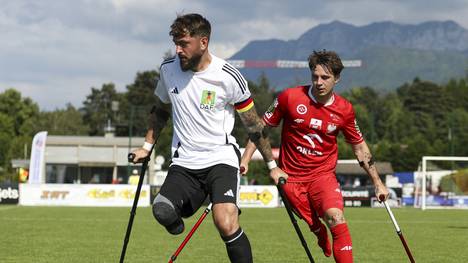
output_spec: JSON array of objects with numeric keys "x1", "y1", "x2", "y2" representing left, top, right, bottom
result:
[
  {"x1": 237, "y1": 106, "x2": 287, "y2": 183},
  {"x1": 238, "y1": 107, "x2": 273, "y2": 161},
  {"x1": 352, "y1": 141, "x2": 389, "y2": 201},
  {"x1": 131, "y1": 96, "x2": 171, "y2": 163}
]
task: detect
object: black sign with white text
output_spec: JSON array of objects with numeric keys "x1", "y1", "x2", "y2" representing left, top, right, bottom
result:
[
  {"x1": 341, "y1": 186, "x2": 402, "y2": 207},
  {"x1": 0, "y1": 183, "x2": 19, "y2": 204}
]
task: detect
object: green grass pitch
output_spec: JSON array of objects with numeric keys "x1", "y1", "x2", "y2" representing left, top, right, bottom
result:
[{"x1": 1, "y1": 205, "x2": 468, "y2": 262}]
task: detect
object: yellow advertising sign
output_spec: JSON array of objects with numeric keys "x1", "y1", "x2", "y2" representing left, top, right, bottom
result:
[{"x1": 240, "y1": 189, "x2": 273, "y2": 205}]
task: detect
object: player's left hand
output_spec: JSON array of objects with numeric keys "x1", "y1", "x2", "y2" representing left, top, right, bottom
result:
[
  {"x1": 269, "y1": 167, "x2": 288, "y2": 185},
  {"x1": 375, "y1": 183, "x2": 390, "y2": 202}
]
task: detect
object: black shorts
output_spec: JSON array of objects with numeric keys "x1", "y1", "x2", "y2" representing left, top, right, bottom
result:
[{"x1": 158, "y1": 164, "x2": 239, "y2": 218}]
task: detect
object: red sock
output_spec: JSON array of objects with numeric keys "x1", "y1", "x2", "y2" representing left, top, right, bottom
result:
[
  {"x1": 330, "y1": 223, "x2": 353, "y2": 263},
  {"x1": 312, "y1": 223, "x2": 331, "y2": 257}
]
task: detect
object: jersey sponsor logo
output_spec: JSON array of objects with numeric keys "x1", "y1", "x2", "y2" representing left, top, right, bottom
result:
[
  {"x1": 327, "y1": 123, "x2": 337, "y2": 133},
  {"x1": 224, "y1": 189, "x2": 234, "y2": 197},
  {"x1": 296, "y1": 145, "x2": 323, "y2": 156},
  {"x1": 309, "y1": 118, "x2": 322, "y2": 130},
  {"x1": 171, "y1": 86, "x2": 179, "y2": 94},
  {"x1": 294, "y1": 118, "x2": 304, "y2": 123},
  {"x1": 296, "y1": 104, "x2": 307, "y2": 115},
  {"x1": 200, "y1": 90, "x2": 216, "y2": 110},
  {"x1": 297, "y1": 133, "x2": 324, "y2": 156},
  {"x1": 303, "y1": 133, "x2": 323, "y2": 148}
]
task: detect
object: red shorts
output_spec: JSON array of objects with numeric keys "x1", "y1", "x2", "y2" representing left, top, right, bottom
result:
[{"x1": 282, "y1": 176, "x2": 343, "y2": 229}]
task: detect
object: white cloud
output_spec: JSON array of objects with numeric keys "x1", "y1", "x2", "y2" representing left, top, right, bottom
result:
[{"x1": 1, "y1": 0, "x2": 468, "y2": 110}]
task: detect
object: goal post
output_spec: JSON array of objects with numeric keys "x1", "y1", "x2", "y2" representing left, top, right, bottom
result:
[{"x1": 419, "y1": 156, "x2": 468, "y2": 210}]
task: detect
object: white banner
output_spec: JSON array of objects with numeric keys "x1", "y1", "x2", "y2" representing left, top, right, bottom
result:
[
  {"x1": 238, "y1": 185, "x2": 279, "y2": 208},
  {"x1": 29, "y1": 131, "x2": 48, "y2": 184},
  {"x1": 19, "y1": 184, "x2": 150, "y2": 207}
]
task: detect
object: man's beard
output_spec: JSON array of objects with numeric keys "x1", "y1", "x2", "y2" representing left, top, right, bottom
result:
[{"x1": 179, "y1": 53, "x2": 203, "y2": 72}]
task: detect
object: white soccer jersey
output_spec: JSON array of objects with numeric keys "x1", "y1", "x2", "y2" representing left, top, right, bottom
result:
[{"x1": 155, "y1": 54, "x2": 251, "y2": 169}]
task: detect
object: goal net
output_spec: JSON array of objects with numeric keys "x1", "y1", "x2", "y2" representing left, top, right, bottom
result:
[{"x1": 414, "y1": 156, "x2": 468, "y2": 210}]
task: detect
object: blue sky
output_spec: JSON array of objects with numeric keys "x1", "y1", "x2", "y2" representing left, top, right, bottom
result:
[{"x1": 2, "y1": 0, "x2": 468, "y2": 110}]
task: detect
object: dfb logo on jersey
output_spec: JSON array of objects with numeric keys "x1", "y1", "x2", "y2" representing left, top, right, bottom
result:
[{"x1": 200, "y1": 90, "x2": 216, "y2": 110}]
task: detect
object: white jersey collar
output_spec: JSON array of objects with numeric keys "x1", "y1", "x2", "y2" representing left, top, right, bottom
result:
[
  {"x1": 307, "y1": 85, "x2": 335, "y2": 106},
  {"x1": 193, "y1": 52, "x2": 215, "y2": 75}
]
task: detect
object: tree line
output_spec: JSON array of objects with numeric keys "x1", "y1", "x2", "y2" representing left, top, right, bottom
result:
[{"x1": 1, "y1": 70, "x2": 468, "y2": 183}]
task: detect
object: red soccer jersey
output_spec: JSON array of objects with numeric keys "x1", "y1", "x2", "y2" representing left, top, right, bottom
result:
[{"x1": 263, "y1": 85, "x2": 363, "y2": 182}]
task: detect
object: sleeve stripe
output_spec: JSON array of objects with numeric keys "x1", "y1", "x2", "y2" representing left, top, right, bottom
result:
[
  {"x1": 224, "y1": 63, "x2": 247, "y2": 90},
  {"x1": 160, "y1": 58, "x2": 175, "y2": 69},
  {"x1": 222, "y1": 64, "x2": 247, "y2": 94},
  {"x1": 222, "y1": 65, "x2": 246, "y2": 94}
]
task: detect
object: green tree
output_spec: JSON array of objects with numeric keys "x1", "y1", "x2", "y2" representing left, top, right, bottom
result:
[
  {"x1": 0, "y1": 89, "x2": 39, "y2": 136},
  {"x1": 446, "y1": 109, "x2": 468, "y2": 156},
  {"x1": 375, "y1": 93, "x2": 416, "y2": 142},
  {"x1": 125, "y1": 70, "x2": 160, "y2": 137},
  {"x1": 35, "y1": 104, "x2": 90, "y2": 135},
  {"x1": 337, "y1": 135, "x2": 355, "y2": 159},
  {"x1": 397, "y1": 79, "x2": 450, "y2": 141},
  {"x1": 0, "y1": 113, "x2": 15, "y2": 168},
  {"x1": 81, "y1": 83, "x2": 125, "y2": 136},
  {"x1": 342, "y1": 87, "x2": 380, "y2": 143},
  {"x1": 445, "y1": 78, "x2": 468, "y2": 111},
  {"x1": 0, "y1": 89, "x2": 39, "y2": 182}
]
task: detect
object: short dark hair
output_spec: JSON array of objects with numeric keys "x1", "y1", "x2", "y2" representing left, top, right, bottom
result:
[
  {"x1": 308, "y1": 50, "x2": 344, "y2": 78},
  {"x1": 170, "y1": 13, "x2": 211, "y2": 40}
]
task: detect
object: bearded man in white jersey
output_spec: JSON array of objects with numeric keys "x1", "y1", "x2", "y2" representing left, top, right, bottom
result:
[{"x1": 131, "y1": 13, "x2": 287, "y2": 263}]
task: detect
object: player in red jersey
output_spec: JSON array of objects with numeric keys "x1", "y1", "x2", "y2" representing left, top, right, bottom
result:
[{"x1": 241, "y1": 50, "x2": 389, "y2": 263}]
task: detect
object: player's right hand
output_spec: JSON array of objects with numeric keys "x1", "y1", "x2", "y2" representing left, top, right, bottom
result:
[
  {"x1": 129, "y1": 148, "x2": 150, "y2": 163},
  {"x1": 269, "y1": 167, "x2": 288, "y2": 185}
]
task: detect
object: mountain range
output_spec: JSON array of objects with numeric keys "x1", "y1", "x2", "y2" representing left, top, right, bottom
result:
[{"x1": 229, "y1": 20, "x2": 468, "y2": 92}]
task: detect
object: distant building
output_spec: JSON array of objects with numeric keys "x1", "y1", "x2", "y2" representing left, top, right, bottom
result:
[
  {"x1": 336, "y1": 160, "x2": 393, "y2": 187},
  {"x1": 40, "y1": 134, "x2": 149, "y2": 184}
]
